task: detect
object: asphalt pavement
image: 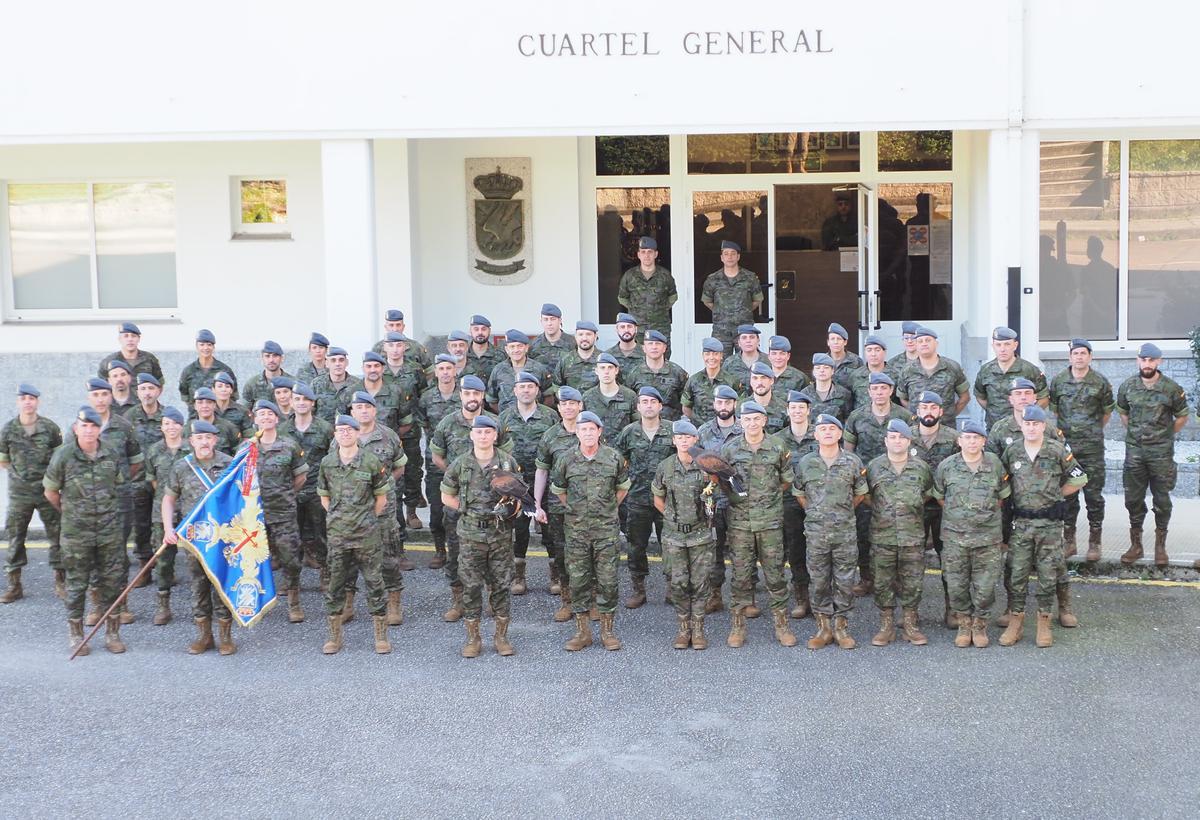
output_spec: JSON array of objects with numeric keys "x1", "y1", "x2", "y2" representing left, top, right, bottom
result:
[{"x1": 1, "y1": 549, "x2": 1198, "y2": 819}]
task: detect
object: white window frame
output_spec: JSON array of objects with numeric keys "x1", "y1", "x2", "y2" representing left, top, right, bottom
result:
[
  {"x1": 230, "y1": 176, "x2": 291, "y2": 240},
  {"x1": 0, "y1": 178, "x2": 180, "y2": 322}
]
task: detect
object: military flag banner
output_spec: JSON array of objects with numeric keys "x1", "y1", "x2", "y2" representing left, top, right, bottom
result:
[{"x1": 176, "y1": 442, "x2": 277, "y2": 627}]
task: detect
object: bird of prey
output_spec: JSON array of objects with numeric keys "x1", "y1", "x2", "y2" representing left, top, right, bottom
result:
[
  {"x1": 490, "y1": 469, "x2": 537, "y2": 519},
  {"x1": 687, "y1": 446, "x2": 748, "y2": 499}
]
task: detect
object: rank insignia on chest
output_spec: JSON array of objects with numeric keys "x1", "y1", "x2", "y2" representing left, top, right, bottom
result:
[
  {"x1": 1005, "y1": 437, "x2": 1013, "y2": 446},
  {"x1": 910, "y1": 448, "x2": 918, "y2": 457}
]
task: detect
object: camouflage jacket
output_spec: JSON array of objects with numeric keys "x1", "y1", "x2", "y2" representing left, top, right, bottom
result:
[
  {"x1": 651, "y1": 454, "x2": 712, "y2": 546},
  {"x1": 144, "y1": 440, "x2": 188, "y2": 524},
  {"x1": 487, "y1": 359, "x2": 554, "y2": 413},
  {"x1": 701, "y1": 267, "x2": 761, "y2": 329},
  {"x1": 549, "y1": 444, "x2": 631, "y2": 531},
  {"x1": 553, "y1": 349, "x2": 602, "y2": 393},
  {"x1": 896, "y1": 356, "x2": 969, "y2": 424},
  {"x1": 843, "y1": 404, "x2": 915, "y2": 465},
  {"x1": 179, "y1": 359, "x2": 237, "y2": 406},
  {"x1": 618, "y1": 264, "x2": 677, "y2": 335},
  {"x1": 1116, "y1": 372, "x2": 1189, "y2": 449},
  {"x1": 311, "y1": 373, "x2": 364, "y2": 424},
  {"x1": 1048, "y1": 367, "x2": 1114, "y2": 450},
  {"x1": 582, "y1": 385, "x2": 639, "y2": 444},
  {"x1": 318, "y1": 447, "x2": 390, "y2": 545},
  {"x1": 720, "y1": 434, "x2": 794, "y2": 531},
  {"x1": 281, "y1": 416, "x2": 334, "y2": 499},
  {"x1": 162, "y1": 451, "x2": 233, "y2": 526},
  {"x1": 793, "y1": 450, "x2": 868, "y2": 536},
  {"x1": 931, "y1": 453, "x2": 1010, "y2": 547},
  {"x1": 974, "y1": 356, "x2": 1049, "y2": 431},
  {"x1": 430, "y1": 411, "x2": 510, "y2": 466},
  {"x1": 624, "y1": 360, "x2": 690, "y2": 421},
  {"x1": 242, "y1": 369, "x2": 294, "y2": 407},
  {"x1": 97, "y1": 349, "x2": 163, "y2": 382},
  {"x1": 613, "y1": 420, "x2": 676, "y2": 507},
  {"x1": 1001, "y1": 438, "x2": 1087, "y2": 515},
  {"x1": 528, "y1": 334, "x2": 577, "y2": 370},
  {"x1": 798, "y1": 382, "x2": 855, "y2": 423},
  {"x1": 441, "y1": 449, "x2": 521, "y2": 529},
  {"x1": 498, "y1": 403, "x2": 561, "y2": 474},
  {"x1": 681, "y1": 369, "x2": 741, "y2": 426},
  {"x1": 44, "y1": 440, "x2": 125, "y2": 533},
  {"x1": 0, "y1": 415, "x2": 62, "y2": 485},
  {"x1": 865, "y1": 455, "x2": 933, "y2": 546},
  {"x1": 535, "y1": 423, "x2": 580, "y2": 515}
]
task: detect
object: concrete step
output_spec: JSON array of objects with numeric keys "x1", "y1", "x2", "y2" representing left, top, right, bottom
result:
[
  {"x1": 1041, "y1": 140, "x2": 1103, "y2": 159},
  {"x1": 1040, "y1": 164, "x2": 1103, "y2": 183},
  {"x1": 1039, "y1": 206, "x2": 1110, "y2": 221}
]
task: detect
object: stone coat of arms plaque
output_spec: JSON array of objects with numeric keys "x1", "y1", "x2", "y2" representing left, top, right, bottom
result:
[{"x1": 465, "y1": 157, "x2": 532, "y2": 285}]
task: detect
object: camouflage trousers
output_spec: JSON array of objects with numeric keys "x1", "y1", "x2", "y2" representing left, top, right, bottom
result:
[
  {"x1": 782, "y1": 498, "x2": 809, "y2": 585},
  {"x1": 728, "y1": 526, "x2": 789, "y2": 613},
  {"x1": 187, "y1": 551, "x2": 230, "y2": 620},
  {"x1": 1064, "y1": 446, "x2": 1105, "y2": 530},
  {"x1": 150, "y1": 522, "x2": 180, "y2": 593},
  {"x1": 924, "y1": 502, "x2": 950, "y2": 601},
  {"x1": 401, "y1": 435, "x2": 424, "y2": 508},
  {"x1": 871, "y1": 543, "x2": 925, "y2": 610},
  {"x1": 63, "y1": 529, "x2": 125, "y2": 621},
  {"x1": 326, "y1": 538, "x2": 386, "y2": 617},
  {"x1": 459, "y1": 530, "x2": 515, "y2": 619},
  {"x1": 565, "y1": 530, "x2": 619, "y2": 614},
  {"x1": 711, "y1": 323, "x2": 740, "y2": 357},
  {"x1": 426, "y1": 465, "x2": 448, "y2": 549},
  {"x1": 706, "y1": 503, "x2": 731, "y2": 590},
  {"x1": 296, "y1": 494, "x2": 328, "y2": 566},
  {"x1": 663, "y1": 535, "x2": 714, "y2": 618},
  {"x1": 1123, "y1": 444, "x2": 1176, "y2": 530},
  {"x1": 1009, "y1": 521, "x2": 1065, "y2": 614},
  {"x1": 4, "y1": 479, "x2": 61, "y2": 571},
  {"x1": 543, "y1": 512, "x2": 568, "y2": 589},
  {"x1": 855, "y1": 504, "x2": 872, "y2": 573},
  {"x1": 943, "y1": 541, "x2": 1001, "y2": 619},
  {"x1": 350, "y1": 500, "x2": 404, "y2": 594},
  {"x1": 129, "y1": 482, "x2": 154, "y2": 561},
  {"x1": 443, "y1": 509, "x2": 461, "y2": 588},
  {"x1": 264, "y1": 510, "x2": 302, "y2": 582},
  {"x1": 624, "y1": 502, "x2": 664, "y2": 580},
  {"x1": 806, "y1": 535, "x2": 857, "y2": 616}
]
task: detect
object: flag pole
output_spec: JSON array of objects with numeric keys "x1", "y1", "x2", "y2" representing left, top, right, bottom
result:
[{"x1": 69, "y1": 541, "x2": 170, "y2": 661}]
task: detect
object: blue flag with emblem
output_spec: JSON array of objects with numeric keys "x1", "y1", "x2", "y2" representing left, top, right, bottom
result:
[{"x1": 175, "y1": 442, "x2": 276, "y2": 627}]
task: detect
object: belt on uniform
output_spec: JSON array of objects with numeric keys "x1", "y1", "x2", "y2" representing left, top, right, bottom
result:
[
  {"x1": 463, "y1": 515, "x2": 505, "y2": 530},
  {"x1": 1012, "y1": 501, "x2": 1066, "y2": 521},
  {"x1": 671, "y1": 522, "x2": 707, "y2": 534}
]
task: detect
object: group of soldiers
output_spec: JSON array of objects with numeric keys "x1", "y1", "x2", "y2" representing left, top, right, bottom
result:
[{"x1": 1, "y1": 239, "x2": 1195, "y2": 656}]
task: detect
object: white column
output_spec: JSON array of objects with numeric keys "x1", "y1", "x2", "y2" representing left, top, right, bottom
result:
[
  {"x1": 373, "y1": 139, "x2": 418, "y2": 339},
  {"x1": 1020, "y1": 128, "x2": 1041, "y2": 364},
  {"x1": 985, "y1": 127, "x2": 1023, "y2": 334},
  {"x1": 321, "y1": 139, "x2": 378, "y2": 358}
]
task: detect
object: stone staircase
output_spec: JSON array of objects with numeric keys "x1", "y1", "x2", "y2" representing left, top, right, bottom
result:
[{"x1": 1039, "y1": 140, "x2": 1113, "y2": 222}]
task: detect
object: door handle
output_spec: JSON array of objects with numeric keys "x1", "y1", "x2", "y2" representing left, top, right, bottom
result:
[
  {"x1": 873, "y1": 290, "x2": 882, "y2": 330},
  {"x1": 857, "y1": 289, "x2": 868, "y2": 331}
]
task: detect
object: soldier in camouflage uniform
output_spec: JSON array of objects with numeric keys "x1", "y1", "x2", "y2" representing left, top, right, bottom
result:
[
  {"x1": 271, "y1": 378, "x2": 296, "y2": 420},
  {"x1": 105, "y1": 360, "x2": 138, "y2": 417},
  {"x1": 416, "y1": 355, "x2": 462, "y2": 568},
  {"x1": 651, "y1": 419, "x2": 713, "y2": 650},
  {"x1": 211, "y1": 373, "x2": 255, "y2": 439},
  {"x1": 96, "y1": 321, "x2": 164, "y2": 383},
  {"x1": 747, "y1": 362, "x2": 794, "y2": 435},
  {"x1": 464, "y1": 315, "x2": 505, "y2": 383},
  {"x1": 371, "y1": 308, "x2": 433, "y2": 369},
  {"x1": 550, "y1": 411, "x2": 630, "y2": 651},
  {"x1": 498, "y1": 372, "x2": 560, "y2": 597},
  {"x1": 296, "y1": 331, "x2": 330, "y2": 383},
  {"x1": 125, "y1": 373, "x2": 166, "y2": 585},
  {"x1": 1116, "y1": 342, "x2": 1189, "y2": 567},
  {"x1": 374, "y1": 342, "x2": 425, "y2": 541},
  {"x1": 700, "y1": 240, "x2": 763, "y2": 355},
  {"x1": 441, "y1": 415, "x2": 521, "y2": 657},
  {"x1": 312, "y1": 347, "x2": 363, "y2": 424},
  {"x1": 554, "y1": 321, "x2": 603, "y2": 393},
  {"x1": 534, "y1": 385, "x2": 585, "y2": 622},
  {"x1": 682, "y1": 337, "x2": 739, "y2": 426},
  {"x1": 697, "y1": 385, "x2": 743, "y2": 614},
  {"x1": 583, "y1": 353, "x2": 638, "y2": 444},
  {"x1": 46, "y1": 407, "x2": 127, "y2": 656},
  {"x1": 864, "y1": 420, "x2": 933, "y2": 647},
  {"x1": 887, "y1": 321, "x2": 921, "y2": 374},
  {"x1": 614, "y1": 386, "x2": 675, "y2": 609},
  {"x1": 1048, "y1": 338, "x2": 1114, "y2": 561},
  {"x1": 848, "y1": 334, "x2": 900, "y2": 409},
  {"x1": 974, "y1": 326, "x2": 1049, "y2": 432},
  {"x1": 719, "y1": 325, "x2": 765, "y2": 395},
  {"x1": 251, "y1": 400, "x2": 308, "y2": 624},
  {"x1": 143, "y1": 407, "x2": 188, "y2": 625},
  {"x1": 1000, "y1": 406, "x2": 1087, "y2": 648},
  {"x1": 624, "y1": 330, "x2": 689, "y2": 421},
  {"x1": 178, "y1": 328, "x2": 237, "y2": 406},
  {"x1": 793, "y1": 414, "x2": 868, "y2": 651},
  {"x1": 909, "y1": 390, "x2": 961, "y2": 626},
  {"x1": 932, "y1": 420, "x2": 1008, "y2": 649},
  {"x1": 0, "y1": 384, "x2": 62, "y2": 603},
  {"x1": 281, "y1": 382, "x2": 333, "y2": 589},
  {"x1": 827, "y1": 322, "x2": 864, "y2": 392},
  {"x1": 800, "y1": 354, "x2": 854, "y2": 423},
  {"x1": 317, "y1": 415, "x2": 392, "y2": 655},
  {"x1": 771, "y1": 390, "x2": 817, "y2": 619},
  {"x1": 487, "y1": 329, "x2": 555, "y2": 413},
  {"x1": 720, "y1": 401, "x2": 797, "y2": 648},
  {"x1": 242, "y1": 340, "x2": 293, "y2": 407},
  {"x1": 618, "y1": 236, "x2": 678, "y2": 343},
  {"x1": 765, "y1": 335, "x2": 809, "y2": 395},
  {"x1": 605, "y1": 313, "x2": 644, "y2": 376},
  {"x1": 191, "y1": 387, "x2": 244, "y2": 455},
  {"x1": 529, "y1": 303, "x2": 577, "y2": 369},
  {"x1": 895, "y1": 327, "x2": 970, "y2": 427}
]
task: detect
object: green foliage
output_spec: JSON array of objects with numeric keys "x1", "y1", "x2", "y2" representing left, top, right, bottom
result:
[
  {"x1": 878, "y1": 131, "x2": 952, "y2": 170},
  {"x1": 1130, "y1": 139, "x2": 1200, "y2": 173},
  {"x1": 596, "y1": 136, "x2": 669, "y2": 176}
]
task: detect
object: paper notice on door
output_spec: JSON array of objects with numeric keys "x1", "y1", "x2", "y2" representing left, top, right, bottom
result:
[
  {"x1": 930, "y1": 220, "x2": 952, "y2": 284},
  {"x1": 840, "y1": 249, "x2": 858, "y2": 272},
  {"x1": 907, "y1": 225, "x2": 929, "y2": 256}
]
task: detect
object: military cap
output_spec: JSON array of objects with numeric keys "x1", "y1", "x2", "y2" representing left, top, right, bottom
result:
[
  {"x1": 349, "y1": 391, "x2": 376, "y2": 407},
  {"x1": 1138, "y1": 342, "x2": 1163, "y2": 359},
  {"x1": 434, "y1": 353, "x2": 457, "y2": 365},
  {"x1": 137, "y1": 373, "x2": 161, "y2": 387},
  {"x1": 16, "y1": 383, "x2": 40, "y2": 398},
  {"x1": 557, "y1": 386, "x2": 583, "y2": 403},
  {"x1": 720, "y1": 240, "x2": 741, "y2": 252},
  {"x1": 736, "y1": 324, "x2": 761, "y2": 336},
  {"x1": 916, "y1": 390, "x2": 943, "y2": 405},
  {"x1": 106, "y1": 360, "x2": 133, "y2": 374},
  {"x1": 291, "y1": 381, "x2": 316, "y2": 401},
  {"x1": 615, "y1": 312, "x2": 639, "y2": 326},
  {"x1": 327, "y1": 346, "x2": 348, "y2": 358},
  {"x1": 195, "y1": 328, "x2": 216, "y2": 344},
  {"x1": 334, "y1": 414, "x2": 360, "y2": 430},
  {"x1": 750, "y1": 362, "x2": 775, "y2": 378},
  {"x1": 309, "y1": 331, "x2": 330, "y2": 347},
  {"x1": 469, "y1": 314, "x2": 491, "y2": 327},
  {"x1": 515, "y1": 370, "x2": 541, "y2": 385},
  {"x1": 1009, "y1": 377, "x2": 1037, "y2": 392},
  {"x1": 992, "y1": 326, "x2": 1018, "y2": 341},
  {"x1": 384, "y1": 309, "x2": 405, "y2": 322},
  {"x1": 214, "y1": 371, "x2": 235, "y2": 387},
  {"x1": 253, "y1": 400, "x2": 282, "y2": 417},
  {"x1": 811, "y1": 353, "x2": 835, "y2": 368},
  {"x1": 901, "y1": 321, "x2": 920, "y2": 335},
  {"x1": 189, "y1": 419, "x2": 219, "y2": 436},
  {"x1": 913, "y1": 326, "x2": 938, "y2": 339},
  {"x1": 672, "y1": 419, "x2": 699, "y2": 436},
  {"x1": 701, "y1": 337, "x2": 724, "y2": 353},
  {"x1": 787, "y1": 390, "x2": 811, "y2": 404},
  {"x1": 597, "y1": 353, "x2": 620, "y2": 368},
  {"x1": 577, "y1": 411, "x2": 604, "y2": 428},
  {"x1": 362, "y1": 351, "x2": 386, "y2": 365},
  {"x1": 472, "y1": 415, "x2": 498, "y2": 430},
  {"x1": 868, "y1": 371, "x2": 895, "y2": 387},
  {"x1": 814, "y1": 413, "x2": 843, "y2": 430},
  {"x1": 270, "y1": 376, "x2": 293, "y2": 390},
  {"x1": 739, "y1": 401, "x2": 767, "y2": 416},
  {"x1": 886, "y1": 419, "x2": 912, "y2": 438},
  {"x1": 262, "y1": 340, "x2": 284, "y2": 355},
  {"x1": 76, "y1": 406, "x2": 103, "y2": 427},
  {"x1": 827, "y1": 322, "x2": 849, "y2": 340},
  {"x1": 1069, "y1": 338, "x2": 1092, "y2": 352},
  {"x1": 447, "y1": 329, "x2": 472, "y2": 343},
  {"x1": 644, "y1": 329, "x2": 668, "y2": 344},
  {"x1": 540, "y1": 303, "x2": 562, "y2": 318},
  {"x1": 1022, "y1": 405, "x2": 1048, "y2": 423},
  {"x1": 638, "y1": 386, "x2": 663, "y2": 402},
  {"x1": 87, "y1": 377, "x2": 113, "y2": 392},
  {"x1": 162, "y1": 406, "x2": 186, "y2": 425},
  {"x1": 505, "y1": 329, "x2": 531, "y2": 345},
  {"x1": 638, "y1": 236, "x2": 658, "y2": 250},
  {"x1": 118, "y1": 321, "x2": 142, "y2": 335},
  {"x1": 575, "y1": 320, "x2": 599, "y2": 333},
  {"x1": 863, "y1": 334, "x2": 887, "y2": 349},
  {"x1": 384, "y1": 331, "x2": 409, "y2": 344},
  {"x1": 959, "y1": 420, "x2": 987, "y2": 437},
  {"x1": 193, "y1": 387, "x2": 217, "y2": 402},
  {"x1": 713, "y1": 385, "x2": 739, "y2": 400},
  {"x1": 768, "y1": 335, "x2": 791, "y2": 352},
  {"x1": 460, "y1": 375, "x2": 486, "y2": 392}
]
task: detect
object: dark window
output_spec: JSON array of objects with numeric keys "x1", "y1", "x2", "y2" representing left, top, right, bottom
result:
[
  {"x1": 595, "y1": 136, "x2": 670, "y2": 176},
  {"x1": 596, "y1": 188, "x2": 671, "y2": 322}
]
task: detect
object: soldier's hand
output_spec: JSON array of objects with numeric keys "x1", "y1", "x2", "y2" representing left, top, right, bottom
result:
[
  {"x1": 163, "y1": 529, "x2": 179, "y2": 545},
  {"x1": 534, "y1": 506, "x2": 547, "y2": 525}
]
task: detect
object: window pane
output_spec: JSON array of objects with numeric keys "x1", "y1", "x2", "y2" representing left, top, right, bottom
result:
[
  {"x1": 877, "y1": 183, "x2": 953, "y2": 321},
  {"x1": 595, "y1": 137, "x2": 669, "y2": 176},
  {"x1": 878, "y1": 130, "x2": 953, "y2": 171},
  {"x1": 94, "y1": 182, "x2": 177, "y2": 309},
  {"x1": 596, "y1": 188, "x2": 670, "y2": 322},
  {"x1": 692, "y1": 190, "x2": 768, "y2": 322},
  {"x1": 1128, "y1": 140, "x2": 1200, "y2": 339},
  {"x1": 7, "y1": 183, "x2": 92, "y2": 310},
  {"x1": 240, "y1": 179, "x2": 287, "y2": 224},
  {"x1": 1038, "y1": 141, "x2": 1120, "y2": 341},
  {"x1": 687, "y1": 133, "x2": 859, "y2": 174}
]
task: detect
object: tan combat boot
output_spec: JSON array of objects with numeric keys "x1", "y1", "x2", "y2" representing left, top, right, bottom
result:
[
  {"x1": 0, "y1": 569, "x2": 23, "y2": 603},
  {"x1": 494, "y1": 616, "x2": 514, "y2": 656},
  {"x1": 396, "y1": 547, "x2": 415, "y2": 572},
  {"x1": 373, "y1": 615, "x2": 392, "y2": 654},
  {"x1": 1120, "y1": 528, "x2": 1143, "y2": 564},
  {"x1": 68, "y1": 618, "x2": 90, "y2": 657},
  {"x1": 726, "y1": 610, "x2": 748, "y2": 648},
  {"x1": 216, "y1": 618, "x2": 237, "y2": 656},
  {"x1": 954, "y1": 614, "x2": 972, "y2": 648},
  {"x1": 599, "y1": 613, "x2": 622, "y2": 650},
  {"x1": 386, "y1": 590, "x2": 404, "y2": 626},
  {"x1": 153, "y1": 591, "x2": 172, "y2": 626},
  {"x1": 104, "y1": 616, "x2": 126, "y2": 654},
  {"x1": 790, "y1": 583, "x2": 810, "y2": 619},
  {"x1": 548, "y1": 562, "x2": 561, "y2": 595},
  {"x1": 705, "y1": 587, "x2": 724, "y2": 614},
  {"x1": 589, "y1": 605, "x2": 600, "y2": 622},
  {"x1": 188, "y1": 617, "x2": 214, "y2": 654},
  {"x1": 871, "y1": 608, "x2": 895, "y2": 647},
  {"x1": 1063, "y1": 526, "x2": 1077, "y2": 559},
  {"x1": 553, "y1": 585, "x2": 573, "y2": 623},
  {"x1": 1035, "y1": 611, "x2": 1053, "y2": 648},
  {"x1": 511, "y1": 558, "x2": 528, "y2": 596},
  {"x1": 773, "y1": 608, "x2": 798, "y2": 647},
  {"x1": 428, "y1": 543, "x2": 447, "y2": 570},
  {"x1": 54, "y1": 568, "x2": 66, "y2": 600},
  {"x1": 901, "y1": 609, "x2": 928, "y2": 646},
  {"x1": 318, "y1": 566, "x2": 330, "y2": 593},
  {"x1": 442, "y1": 585, "x2": 464, "y2": 623},
  {"x1": 1056, "y1": 584, "x2": 1078, "y2": 628},
  {"x1": 807, "y1": 614, "x2": 834, "y2": 650},
  {"x1": 833, "y1": 615, "x2": 856, "y2": 649},
  {"x1": 287, "y1": 587, "x2": 305, "y2": 623},
  {"x1": 971, "y1": 617, "x2": 990, "y2": 648},
  {"x1": 690, "y1": 616, "x2": 708, "y2": 650},
  {"x1": 1153, "y1": 529, "x2": 1169, "y2": 568},
  {"x1": 322, "y1": 615, "x2": 343, "y2": 654},
  {"x1": 1085, "y1": 528, "x2": 1102, "y2": 562},
  {"x1": 999, "y1": 612, "x2": 1025, "y2": 646},
  {"x1": 851, "y1": 570, "x2": 874, "y2": 598},
  {"x1": 341, "y1": 589, "x2": 356, "y2": 624},
  {"x1": 673, "y1": 615, "x2": 691, "y2": 649},
  {"x1": 118, "y1": 598, "x2": 135, "y2": 625},
  {"x1": 743, "y1": 595, "x2": 761, "y2": 619},
  {"x1": 625, "y1": 576, "x2": 646, "y2": 609},
  {"x1": 84, "y1": 587, "x2": 102, "y2": 627},
  {"x1": 564, "y1": 613, "x2": 593, "y2": 651}
]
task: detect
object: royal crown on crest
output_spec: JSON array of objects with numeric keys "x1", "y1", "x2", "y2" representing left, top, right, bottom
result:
[{"x1": 473, "y1": 166, "x2": 523, "y2": 200}]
